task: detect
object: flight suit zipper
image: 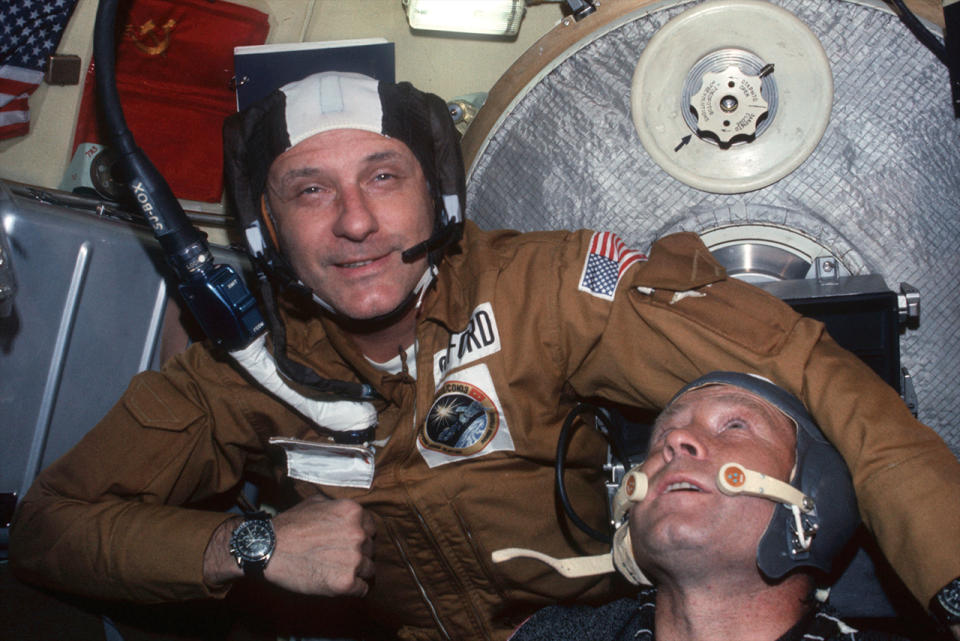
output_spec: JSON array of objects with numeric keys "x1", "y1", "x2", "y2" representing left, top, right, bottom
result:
[
  {"x1": 386, "y1": 520, "x2": 452, "y2": 641},
  {"x1": 390, "y1": 338, "x2": 488, "y2": 639},
  {"x1": 388, "y1": 389, "x2": 453, "y2": 640},
  {"x1": 410, "y1": 504, "x2": 490, "y2": 639}
]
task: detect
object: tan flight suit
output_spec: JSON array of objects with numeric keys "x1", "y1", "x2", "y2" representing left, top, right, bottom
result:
[{"x1": 11, "y1": 223, "x2": 960, "y2": 640}]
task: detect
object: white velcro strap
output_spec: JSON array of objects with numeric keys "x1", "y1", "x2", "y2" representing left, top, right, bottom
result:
[
  {"x1": 491, "y1": 547, "x2": 614, "y2": 578},
  {"x1": 442, "y1": 193, "x2": 462, "y2": 223},
  {"x1": 244, "y1": 222, "x2": 266, "y2": 257},
  {"x1": 230, "y1": 334, "x2": 377, "y2": 432}
]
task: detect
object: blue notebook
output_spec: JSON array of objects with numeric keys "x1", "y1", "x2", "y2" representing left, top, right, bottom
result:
[{"x1": 233, "y1": 38, "x2": 395, "y2": 110}]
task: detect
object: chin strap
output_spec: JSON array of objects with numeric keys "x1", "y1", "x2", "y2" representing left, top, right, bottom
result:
[
  {"x1": 490, "y1": 524, "x2": 651, "y2": 586},
  {"x1": 413, "y1": 263, "x2": 439, "y2": 309},
  {"x1": 307, "y1": 260, "x2": 438, "y2": 317},
  {"x1": 492, "y1": 461, "x2": 818, "y2": 583},
  {"x1": 716, "y1": 462, "x2": 816, "y2": 552},
  {"x1": 492, "y1": 467, "x2": 651, "y2": 586},
  {"x1": 611, "y1": 523, "x2": 650, "y2": 585},
  {"x1": 491, "y1": 547, "x2": 613, "y2": 578},
  {"x1": 715, "y1": 462, "x2": 811, "y2": 509}
]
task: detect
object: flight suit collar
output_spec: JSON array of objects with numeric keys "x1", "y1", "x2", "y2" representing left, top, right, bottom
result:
[
  {"x1": 276, "y1": 294, "x2": 411, "y2": 407},
  {"x1": 418, "y1": 221, "x2": 480, "y2": 333}
]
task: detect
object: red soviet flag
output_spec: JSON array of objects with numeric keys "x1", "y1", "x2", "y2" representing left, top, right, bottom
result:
[{"x1": 73, "y1": 0, "x2": 269, "y2": 203}]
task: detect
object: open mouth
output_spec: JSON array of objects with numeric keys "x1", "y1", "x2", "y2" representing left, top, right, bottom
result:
[{"x1": 664, "y1": 481, "x2": 703, "y2": 493}]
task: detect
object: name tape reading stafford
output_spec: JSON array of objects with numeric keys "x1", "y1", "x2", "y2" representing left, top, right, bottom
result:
[{"x1": 422, "y1": 303, "x2": 512, "y2": 467}]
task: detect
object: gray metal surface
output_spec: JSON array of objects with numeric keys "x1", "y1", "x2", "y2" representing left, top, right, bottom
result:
[
  {"x1": 0, "y1": 181, "x2": 245, "y2": 553},
  {"x1": 466, "y1": 0, "x2": 960, "y2": 453},
  {"x1": 0, "y1": 182, "x2": 167, "y2": 551}
]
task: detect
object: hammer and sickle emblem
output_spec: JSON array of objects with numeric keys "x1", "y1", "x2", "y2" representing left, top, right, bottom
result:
[{"x1": 124, "y1": 18, "x2": 177, "y2": 56}]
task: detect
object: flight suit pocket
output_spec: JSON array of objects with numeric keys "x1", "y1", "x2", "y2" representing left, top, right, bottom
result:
[{"x1": 123, "y1": 372, "x2": 204, "y2": 432}]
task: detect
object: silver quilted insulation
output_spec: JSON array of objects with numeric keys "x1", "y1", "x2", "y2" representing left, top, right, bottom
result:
[{"x1": 466, "y1": 0, "x2": 960, "y2": 452}]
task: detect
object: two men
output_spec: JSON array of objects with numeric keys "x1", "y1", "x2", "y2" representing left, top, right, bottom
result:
[
  {"x1": 508, "y1": 372, "x2": 907, "y2": 641},
  {"x1": 10, "y1": 72, "x2": 960, "y2": 640}
]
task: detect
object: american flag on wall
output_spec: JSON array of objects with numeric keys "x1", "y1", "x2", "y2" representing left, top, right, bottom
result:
[
  {"x1": 578, "y1": 231, "x2": 647, "y2": 300},
  {"x1": 0, "y1": 0, "x2": 80, "y2": 140}
]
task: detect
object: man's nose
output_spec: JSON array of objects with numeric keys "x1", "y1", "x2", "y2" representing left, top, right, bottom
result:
[
  {"x1": 662, "y1": 427, "x2": 705, "y2": 462},
  {"x1": 332, "y1": 186, "x2": 378, "y2": 240}
]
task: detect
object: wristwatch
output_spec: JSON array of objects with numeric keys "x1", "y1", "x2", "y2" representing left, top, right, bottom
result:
[
  {"x1": 931, "y1": 577, "x2": 960, "y2": 625},
  {"x1": 228, "y1": 511, "x2": 276, "y2": 578}
]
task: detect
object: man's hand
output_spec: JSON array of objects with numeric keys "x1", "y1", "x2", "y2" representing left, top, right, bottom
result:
[
  {"x1": 203, "y1": 495, "x2": 375, "y2": 597},
  {"x1": 266, "y1": 495, "x2": 376, "y2": 596}
]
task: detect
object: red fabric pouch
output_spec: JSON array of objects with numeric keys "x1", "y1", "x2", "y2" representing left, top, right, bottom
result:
[{"x1": 73, "y1": 0, "x2": 269, "y2": 202}]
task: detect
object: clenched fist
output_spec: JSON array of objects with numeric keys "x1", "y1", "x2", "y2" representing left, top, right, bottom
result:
[{"x1": 204, "y1": 495, "x2": 376, "y2": 597}]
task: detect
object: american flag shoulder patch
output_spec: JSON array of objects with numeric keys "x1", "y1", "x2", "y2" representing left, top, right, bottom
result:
[
  {"x1": 0, "y1": 0, "x2": 81, "y2": 140},
  {"x1": 578, "y1": 231, "x2": 646, "y2": 300}
]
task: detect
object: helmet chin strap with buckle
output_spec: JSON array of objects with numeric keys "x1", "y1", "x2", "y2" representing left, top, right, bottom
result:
[
  {"x1": 490, "y1": 525, "x2": 650, "y2": 586},
  {"x1": 717, "y1": 462, "x2": 817, "y2": 553},
  {"x1": 492, "y1": 467, "x2": 651, "y2": 585},
  {"x1": 492, "y1": 462, "x2": 816, "y2": 584}
]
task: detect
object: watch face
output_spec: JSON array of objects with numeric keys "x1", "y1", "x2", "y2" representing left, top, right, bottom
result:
[
  {"x1": 940, "y1": 580, "x2": 960, "y2": 617},
  {"x1": 232, "y1": 518, "x2": 276, "y2": 564}
]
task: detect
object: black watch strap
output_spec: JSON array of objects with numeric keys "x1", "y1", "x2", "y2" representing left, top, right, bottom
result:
[
  {"x1": 228, "y1": 511, "x2": 275, "y2": 579},
  {"x1": 931, "y1": 577, "x2": 960, "y2": 625}
]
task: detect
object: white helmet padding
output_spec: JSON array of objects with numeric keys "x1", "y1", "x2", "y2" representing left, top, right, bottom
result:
[{"x1": 282, "y1": 73, "x2": 384, "y2": 146}]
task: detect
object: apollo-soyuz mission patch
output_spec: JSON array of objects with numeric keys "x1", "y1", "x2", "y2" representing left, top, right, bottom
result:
[
  {"x1": 418, "y1": 363, "x2": 515, "y2": 468},
  {"x1": 423, "y1": 381, "x2": 497, "y2": 454}
]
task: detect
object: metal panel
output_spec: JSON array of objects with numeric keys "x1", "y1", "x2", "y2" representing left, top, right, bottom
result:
[
  {"x1": 0, "y1": 181, "x2": 244, "y2": 554},
  {"x1": 465, "y1": 0, "x2": 960, "y2": 455}
]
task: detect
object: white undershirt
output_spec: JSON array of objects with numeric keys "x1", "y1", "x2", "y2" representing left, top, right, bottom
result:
[{"x1": 366, "y1": 341, "x2": 417, "y2": 379}]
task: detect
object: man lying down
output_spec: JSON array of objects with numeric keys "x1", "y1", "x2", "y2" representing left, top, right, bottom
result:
[{"x1": 496, "y1": 371, "x2": 913, "y2": 641}]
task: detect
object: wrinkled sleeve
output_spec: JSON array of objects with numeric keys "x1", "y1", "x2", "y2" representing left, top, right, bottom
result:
[
  {"x1": 563, "y1": 232, "x2": 960, "y2": 608},
  {"x1": 9, "y1": 343, "x2": 271, "y2": 603}
]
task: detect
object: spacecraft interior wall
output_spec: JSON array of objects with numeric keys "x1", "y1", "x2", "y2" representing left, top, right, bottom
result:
[{"x1": 465, "y1": 0, "x2": 960, "y2": 453}]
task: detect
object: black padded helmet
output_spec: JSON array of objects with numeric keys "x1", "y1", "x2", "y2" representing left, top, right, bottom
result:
[
  {"x1": 223, "y1": 71, "x2": 466, "y2": 310},
  {"x1": 219, "y1": 72, "x2": 466, "y2": 399},
  {"x1": 669, "y1": 371, "x2": 860, "y2": 578}
]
